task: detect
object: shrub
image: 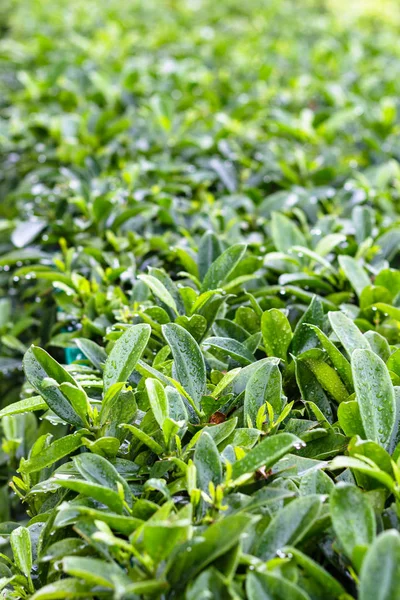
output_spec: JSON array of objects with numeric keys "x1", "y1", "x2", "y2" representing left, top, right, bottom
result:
[{"x1": 1, "y1": 0, "x2": 400, "y2": 598}]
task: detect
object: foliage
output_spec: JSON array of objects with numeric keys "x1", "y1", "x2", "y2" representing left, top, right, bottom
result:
[{"x1": 1, "y1": 0, "x2": 400, "y2": 598}]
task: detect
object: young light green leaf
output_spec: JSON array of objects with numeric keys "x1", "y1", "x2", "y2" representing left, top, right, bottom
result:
[
  {"x1": 99, "y1": 382, "x2": 125, "y2": 427},
  {"x1": 329, "y1": 456, "x2": 395, "y2": 491},
  {"x1": 210, "y1": 367, "x2": 241, "y2": 398}
]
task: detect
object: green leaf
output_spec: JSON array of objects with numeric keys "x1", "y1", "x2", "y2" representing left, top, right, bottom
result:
[
  {"x1": 291, "y1": 296, "x2": 324, "y2": 356},
  {"x1": 138, "y1": 273, "x2": 179, "y2": 314},
  {"x1": 364, "y1": 330, "x2": 391, "y2": 362},
  {"x1": 73, "y1": 452, "x2": 132, "y2": 506},
  {"x1": 162, "y1": 323, "x2": 206, "y2": 408},
  {"x1": 19, "y1": 431, "x2": 87, "y2": 474},
  {"x1": 271, "y1": 212, "x2": 307, "y2": 252},
  {"x1": 187, "y1": 418, "x2": 238, "y2": 453},
  {"x1": 373, "y1": 303, "x2": 400, "y2": 323},
  {"x1": 231, "y1": 433, "x2": 303, "y2": 481},
  {"x1": 194, "y1": 432, "x2": 222, "y2": 491},
  {"x1": 103, "y1": 323, "x2": 151, "y2": 392},
  {"x1": 55, "y1": 503, "x2": 143, "y2": 535},
  {"x1": 328, "y1": 311, "x2": 370, "y2": 357},
  {"x1": 244, "y1": 361, "x2": 283, "y2": 425},
  {"x1": 254, "y1": 495, "x2": 322, "y2": 559},
  {"x1": 201, "y1": 243, "x2": 246, "y2": 292},
  {"x1": 55, "y1": 478, "x2": 124, "y2": 513},
  {"x1": 10, "y1": 526, "x2": 32, "y2": 578},
  {"x1": 330, "y1": 484, "x2": 375, "y2": 569},
  {"x1": 338, "y1": 255, "x2": 370, "y2": 298},
  {"x1": 204, "y1": 336, "x2": 255, "y2": 365},
  {"x1": 166, "y1": 513, "x2": 255, "y2": 590},
  {"x1": 197, "y1": 231, "x2": 223, "y2": 281},
  {"x1": 261, "y1": 308, "x2": 293, "y2": 360},
  {"x1": 59, "y1": 383, "x2": 90, "y2": 424},
  {"x1": 121, "y1": 423, "x2": 163, "y2": 454},
  {"x1": 338, "y1": 400, "x2": 366, "y2": 438},
  {"x1": 146, "y1": 378, "x2": 169, "y2": 429},
  {"x1": 211, "y1": 368, "x2": 241, "y2": 398},
  {"x1": 246, "y1": 571, "x2": 310, "y2": 600},
  {"x1": 306, "y1": 324, "x2": 353, "y2": 391},
  {"x1": 285, "y1": 547, "x2": 347, "y2": 599},
  {"x1": 74, "y1": 338, "x2": 107, "y2": 370},
  {"x1": 31, "y1": 579, "x2": 93, "y2": 600},
  {"x1": 329, "y1": 456, "x2": 395, "y2": 491},
  {"x1": 99, "y1": 381, "x2": 125, "y2": 427},
  {"x1": 23, "y1": 346, "x2": 83, "y2": 426},
  {"x1": 299, "y1": 469, "x2": 334, "y2": 495},
  {"x1": 0, "y1": 396, "x2": 47, "y2": 418},
  {"x1": 62, "y1": 556, "x2": 130, "y2": 589},
  {"x1": 352, "y1": 349, "x2": 395, "y2": 449},
  {"x1": 143, "y1": 520, "x2": 191, "y2": 563},
  {"x1": 299, "y1": 353, "x2": 349, "y2": 403},
  {"x1": 295, "y1": 358, "x2": 333, "y2": 422},
  {"x1": 359, "y1": 530, "x2": 400, "y2": 600}
]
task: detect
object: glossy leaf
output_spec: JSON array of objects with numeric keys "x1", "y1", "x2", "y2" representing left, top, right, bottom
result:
[
  {"x1": 23, "y1": 346, "x2": 83, "y2": 426},
  {"x1": 103, "y1": 324, "x2": 151, "y2": 391},
  {"x1": 254, "y1": 495, "x2": 322, "y2": 559},
  {"x1": 162, "y1": 323, "x2": 206, "y2": 408},
  {"x1": 231, "y1": 433, "x2": 303, "y2": 481},
  {"x1": 261, "y1": 309, "x2": 292, "y2": 360},
  {"x1": 352, "y1": 349, "x2": 395, "y2": 449},
  {"x1": 330, "y1": 484, "x2": 375, "y2": 568},
  {"x1": 359, "y1": 530, "x2": 400, "y2": 600},
  {"x1": 201, "y1": 243, "x2": 246, "y2": 292}
]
